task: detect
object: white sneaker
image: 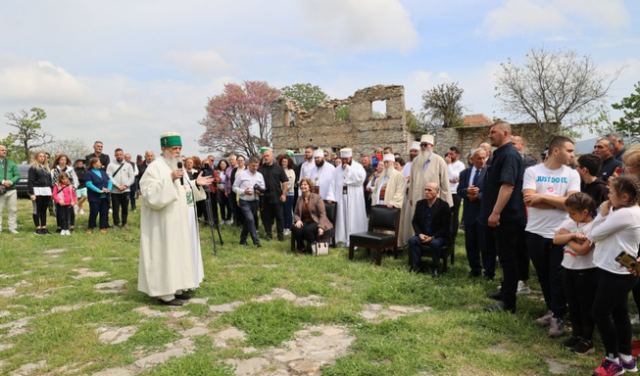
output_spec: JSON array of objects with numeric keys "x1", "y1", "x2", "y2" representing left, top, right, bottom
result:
[
  {"x1": 535, "y1": 310, "x2": 554, "y2": 326},
  {"x1": 517, "y1": 280, "x2": 531, "y2": 295},
  {"x1": 548, "y1": 317, "x2": 565, "y2": 337},
  {"x1": 9, "y1": 229, "x2": 18, "y2": 234},
  {"x1": 79, "y1": 209, "x2": 86, "y2": 215},
  {"x1": 283, "y1": 229, "x2": 291, "y2": 236}
]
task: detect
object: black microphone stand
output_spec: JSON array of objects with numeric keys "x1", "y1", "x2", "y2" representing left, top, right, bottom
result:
[{"x1": 203, "y1": 189, "x2": 223, "y2": 255}]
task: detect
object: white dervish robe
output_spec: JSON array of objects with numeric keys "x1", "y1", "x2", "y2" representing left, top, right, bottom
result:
[
  {"x1": 309, "y1": 162, "x2": 336, "y2": 202},
  {"x1": 402, "y1": 161, "x2": 412, "y2": 179},
  {"x1": 373, "y1": 167, "x2": 405, "y2": 209},
  {"x1": 334, "y1": 161, "x2": 368, "y2": 246},
  {"x1": 138, "y1": 157, "x2": 205, "y2": 297},
  {"x1": 398, "y1": 151, "x2": 452, "y2": 246}
]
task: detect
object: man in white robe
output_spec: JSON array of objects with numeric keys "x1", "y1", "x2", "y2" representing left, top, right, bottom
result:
[
  {"x1": 138, "y1": 132, "x2": 212, "y2": 306},
  {"x1": 334, "y1": 148, "x2": 368, "y2": 246},
  {"x1": 402, "y1": 141, "x2": 421, "y2": 180},
  {"x1": 309, "y1": 148, "x2": 336, "y2": 202},
  {"x1": 399, "y1": 135, "x2": 452, "y2": 246},
  {"x1": 372, "y1": 153, "x2": 405, "y2": 208}
]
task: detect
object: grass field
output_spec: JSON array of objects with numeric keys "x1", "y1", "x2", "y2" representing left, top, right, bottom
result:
[{"x1": 0, "y1": 199, "x2": 611, "y2": 375}]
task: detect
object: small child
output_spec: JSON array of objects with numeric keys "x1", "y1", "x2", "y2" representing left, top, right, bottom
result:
[
  {"x1": 588, "y1": 176, "x2": 640, "y2": 376},
  {"x1": 52, "y1": 172, "x2": 77, "y2": 236},
  {"x1": 553, "y1": 192, "x2": 596, "y2": 354}
]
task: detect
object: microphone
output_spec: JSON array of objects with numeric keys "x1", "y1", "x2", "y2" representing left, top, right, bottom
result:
[{"x1": 177, "y1": 161, "x2": 184, "y2": 185}]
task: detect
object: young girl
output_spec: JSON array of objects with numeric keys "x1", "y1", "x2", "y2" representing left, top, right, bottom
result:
[
  {"x1": 589, "y1": 176, "x2": 640, "y2": 376},
  {"x1": 553, "y1": 192, "x2": 596, "y2": 354},
  {"x1": 52, "y1": 172, "x2": 77, "y2": 236}
]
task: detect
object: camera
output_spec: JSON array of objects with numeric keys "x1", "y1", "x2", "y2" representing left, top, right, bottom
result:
[
  {"x1": 201, "y1": 163, "x2": 213, "y2": 177},
  {"x1": 253, "y1": 184, "x2": 265, "y2": 193}
]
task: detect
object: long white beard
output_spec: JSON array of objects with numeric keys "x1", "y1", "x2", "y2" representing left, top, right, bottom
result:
[{"x1": 163, "y1": 155, "x2": 179, "y2": 170}]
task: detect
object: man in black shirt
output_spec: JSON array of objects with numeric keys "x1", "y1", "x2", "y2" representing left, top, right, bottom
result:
[
  {"x1": 258, "y1": 148, "x2": 288, "y2": 241},
  {"x1": 85, "y1": 141, "x2": 110, "y2": 171},
  {"x1": 577, "y1": 154, "x2": 609, "y2": 208},
  {"x1": 593, "y1": 138, "x2": 622, "y2": 182},
  {"x1": 408, "y1": 182, "x2": 450, "y2": 276},
  {"x1": 481, "y1": 122, "x2": 526, "y2": 313}
]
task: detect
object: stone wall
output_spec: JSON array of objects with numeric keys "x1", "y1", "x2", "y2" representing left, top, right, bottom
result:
[
  {"x1": 271, "y1": 85, "x2": 412, "y2": 157},
  {"x1": 434, "y1": 123, "x2": 558, "y2": 159}
]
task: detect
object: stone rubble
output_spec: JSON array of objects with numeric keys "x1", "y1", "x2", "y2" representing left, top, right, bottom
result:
[
  {"x1": 94, "y1": 280, "x2": 127, "y2": 293},
  {"x1": 9, "y1": 360, "x2": 47, "y2": 376},
  {"x1": 72, "y1": 268, "x2": 109, "y2": 279},
  {"x1": 359, "y1": 303, "x2": 431, "y2": 323},
  {"x1": 43, "y1": 248, "x2": 66, "y2": 255},
  {"x1": 212, "y1": 327, "x2": 247, "y2": 348},
  {"x1": 96, "y1": 326, "x2": 138, "y2": 345}
]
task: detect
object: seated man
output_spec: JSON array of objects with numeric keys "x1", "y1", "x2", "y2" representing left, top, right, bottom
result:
[{"x1": 408, "y1": 182, "x2": 451, "y2": 276}]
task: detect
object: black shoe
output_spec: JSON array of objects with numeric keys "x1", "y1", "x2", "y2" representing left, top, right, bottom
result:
[
  {"x1": 431, "y1": 269, "x2": 440, "y2": 278},
  {"x1": 277, "y1": 234, "x2": 284, "y2": 241},
  {"x1": 239, "y1": 240, "x2": 247, "y2": 246},
  {"x1": 157, "y1": 298, "x2": 185, "y2": 306},
  {"x1": 255, "y1": 243, "x2": 262, "y2": 248},
  {"x1": 265, "y1": 235, "x2": 272, "y2": 241},
  {"x1": 468, "y1": 271, "x2": 481, "y2": 278},
  {"x1": 43, "y1": 229, "x2": 51, "y2": 234},
  {"x1": 572, "y1": 338, "x2": 594, "y2": 354},
  {"x1": 484, "y1": 302, "x2": 515, "y2": 313},
  {"x1": 488, "y1": 291, "x2": 503, "y2": 301},
  {"x1": 175, "y1": 292, "x2": 193, "y2": 300},
  {"x1": 563, "y1": 336, "x2": 580, "y2": 348}
]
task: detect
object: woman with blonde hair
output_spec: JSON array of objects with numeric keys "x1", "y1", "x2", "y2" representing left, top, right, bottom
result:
[{"x1": 28, "y1": 152, "x2": 52, "y2": 234}]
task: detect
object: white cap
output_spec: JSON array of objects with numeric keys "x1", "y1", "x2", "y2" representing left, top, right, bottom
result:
[
  {"x1": 420, "y1": 134, "x2": 435, "y2": 145},
  {"x1": 410, "y1": 141, "x2": 421, "y2": 151},
  {"x1": 340, "y1": 148, "x2": 353, "y2": 158},
  {"x1": 383, "y1": 153, "x2": 395, "y2": 162},
  {"x1": 313, "y1": 149, "x2": 324, "y2": 158}
]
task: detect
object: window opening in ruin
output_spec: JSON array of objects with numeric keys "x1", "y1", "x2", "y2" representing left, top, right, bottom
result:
[
  {"x1": 335, "y1": 104, "x2": 350, "y2": 121},
  {"x1": 371, "y1": 100, "x2": 387, "y2": 119},
  {"x1": 289, "y1": 111, "x2": 297, "y2": 127}
]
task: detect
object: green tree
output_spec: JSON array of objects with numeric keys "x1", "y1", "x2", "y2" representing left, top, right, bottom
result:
[
  {"x1": 612, "y1": 82, "x2": 640, "y2": 142},
  {"x1": 5, "y1": 107, "x2": 52, "y2": 162},
  {"x1": 0, "y1": 134, "x2": 20, "y2": 161},
  {"x1": 422, "y1": 83, "x2": 464, "y2": 128},
  {"x1": 281, "y1": 83, "x2": 328, "y2": 111}
]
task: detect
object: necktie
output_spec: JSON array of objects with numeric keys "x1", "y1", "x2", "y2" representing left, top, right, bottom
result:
[{"x1": 472, "y1": 168, "x2": 481, "y2": 186}]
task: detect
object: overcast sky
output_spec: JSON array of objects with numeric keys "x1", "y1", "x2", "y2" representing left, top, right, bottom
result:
[{"x1": 1, "y1": 0, "x2": 638, "y2": 157}]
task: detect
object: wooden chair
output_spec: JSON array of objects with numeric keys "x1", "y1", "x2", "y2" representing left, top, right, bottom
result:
[{"x1": 348, "y1": 205, "x2": 401, "y2": 265}]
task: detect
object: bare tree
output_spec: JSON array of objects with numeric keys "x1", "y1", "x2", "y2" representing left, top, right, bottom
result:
[
  {"x1": 422, "y1": 83, "x2": 464, "y2": 128},
  {"x1": 5, "y1": 107, "x2": 53, "y2": 162},
  {"x1": 495, "y1": 48, "x2": 615, "y2": 136},
  {"x1": 46, "y1": 138, "x2": 91, "y2": 163}
]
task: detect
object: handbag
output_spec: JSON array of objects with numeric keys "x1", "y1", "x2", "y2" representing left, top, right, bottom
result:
[
  {"x1": 0, "y1": 159, "x2": 7, "y2": 195},
  {"x1": 311, "y1": 241, "x2": 329, "y2": 256}
]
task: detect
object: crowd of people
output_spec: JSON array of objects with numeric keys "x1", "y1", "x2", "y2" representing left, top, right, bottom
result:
[{"x1": 1, "y1": 127, "x2": 640, "y2": 375}]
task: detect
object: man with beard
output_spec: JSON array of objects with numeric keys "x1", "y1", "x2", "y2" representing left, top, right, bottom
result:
[
  {"x1": 402, "y1": 141, "x2": 421, "y2": 179},
  {"x1": 258, "y1": 148, "x2": 289, "y2": 241},
  {"x1": 334, "y1": 148, "x2": 367, "y2": 247},
  {"x1": 297, "y1": 145, "x2": 316, "y2": 185},
  {"x1": 372, "y1": 153, "x2": 405, "y2": 208},
  {"x1": 398, "y1": 135, "x2": 452, "y2": 247},
  {"x1": 107, "y1": 148, "x2": 136, "y2": 228},
  {"x1": 138, "y1": 132, "x2": 212, "y2": 306},
  {"x1": 309, "y1": 148, "x2": 335, "y2": 201}
]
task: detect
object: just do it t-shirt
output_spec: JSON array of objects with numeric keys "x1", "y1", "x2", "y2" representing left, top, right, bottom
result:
[{"x1": 523, "y1": 163, "x2": 581, "y2": 239}]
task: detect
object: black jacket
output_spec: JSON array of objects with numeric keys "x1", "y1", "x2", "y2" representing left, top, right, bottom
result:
[
  {"x1": 85, "y1": 153, "x2": 110, "y2": 171},
  {"x1": 28, "y1": 166, "x2": 52, "y2": 195},
  {"x1": 457, "y1": 166, "x2": 487, "y2": 224},
  {"x1": 412, "y1": 198, "x2": 450, "y2": 241}
]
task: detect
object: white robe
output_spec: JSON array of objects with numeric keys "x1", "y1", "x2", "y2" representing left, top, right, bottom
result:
[
  {"x1": 334, "y1": 161, "x2": 368, "y2": 246},
  {"x1": 309, "y1": 162, "x2": 336, "y2": 202},
  {"x1": 138, "y1": 157, "x2": 205, "y2": 297}
]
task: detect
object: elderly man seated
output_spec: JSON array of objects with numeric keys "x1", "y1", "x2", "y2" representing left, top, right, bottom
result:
[{"x1": 408, "y1": 182, "x2": 451, "y2": 276}]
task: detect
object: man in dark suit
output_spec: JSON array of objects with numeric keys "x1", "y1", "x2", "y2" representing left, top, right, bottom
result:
[
  {"x1": 408, "y1": 182, "x2": 451, "y2": 276},
  {"x1": 457, "y1": 148, "x2": 494, "y2": 279}
]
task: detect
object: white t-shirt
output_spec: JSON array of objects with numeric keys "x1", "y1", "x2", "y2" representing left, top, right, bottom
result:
[
  {"x1": 590, "y1": 205, "x2": 640, "y2": 275},
  {"x1": 559, "y1": 218, "x2": 595, "y2": 270},
  {"x1": 448, "y1": 160, "x2": 466, "y2": 192},
  {"x1": 523, "y1": 163, "x2": 581, "y2": 238}
]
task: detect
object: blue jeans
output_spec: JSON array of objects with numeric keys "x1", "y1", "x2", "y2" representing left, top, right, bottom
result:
[
  {"x1": 89, "y1": 198, "x2": 110, "y2": 229},
  {"x1": 284, "y1": 194, "x2": 294, "y2": 230},
  {"x1": 239, "y1": 200, "x2": 259, "y2": 245},
  {"x1": 408, "y1": 235, "x2": 446, "y2": 272}
]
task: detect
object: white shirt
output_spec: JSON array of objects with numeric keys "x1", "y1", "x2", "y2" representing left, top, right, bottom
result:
[
  {"x1": 402, "y1": 161, "x2": 412, "y2": 179},
  {"x1": 299, "y1": 160, "x2": 315, "y2": 182},
  {"x1": 232, "y1": 169, "x2": 265, "y2": 202},
  {"x1": 107, "y1": 160, "x2": 136, "y2": 193},
  {"x1": 590, "y1": 205, "x2": 640, "y2": 274},
  {"x1": 523, "y1": 163, "x2": 581, "y2": 238},
  {"x1": 447, "y1": 160, "x2": 466, "y2": 192},
  {"x1": 559, "y1": 218, "x2": 595, "y2": 270}
]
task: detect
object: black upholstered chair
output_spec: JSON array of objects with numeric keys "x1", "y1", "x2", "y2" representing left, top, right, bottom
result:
[{"x1": 348, "y1": 205, "x2": 401, "y2": 265}]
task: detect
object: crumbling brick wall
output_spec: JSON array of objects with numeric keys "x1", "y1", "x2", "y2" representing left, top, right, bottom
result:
[{"x1": 271, "y1": 85, "x2": 412, "y2": 158}]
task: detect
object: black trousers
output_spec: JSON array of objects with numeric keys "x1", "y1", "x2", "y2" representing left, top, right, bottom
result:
[
  {"x1": 129, "y1": 180, "x2": 138, "y2": 210},
  {"x1": 217, "y1": 191, "x2": 231, "y2": 221},
  {"x1": 55, "y1": 204, "x2": 75, "y2": 230},
  {"x1": 527, "y1": 232, "x2": 566, "y2": 318},
  {"x1": 465, "y1": 220, "x2": 495, "y2": 278},
  {"x1": 261, "y1": 201, "x2": 284, "y2": 238},
  {"x1": 239, "y1": 200, "x2": 259, "y2": 245},
  {"x1": 111, "y1": 193, "x2": 129, "y2": 226},
  {"x1": 592, "y1": 269, "x2": 637, "y2": 356},
  {"x1": 89, "y1": 198, "x2": 109, "y2": 229},
  {"x1": 563, "y1": 267, "x2": 597, "y2": 340},
  {"x1": 517, "y1": 236, "x2": 530, "y2": 282},
  {"x1": 449, "y1": 193, "x2": 462, "y2": 249},
  {"x1": 33, "y1": 196, "x2": 51, "y2": 227},
  {"x1": 293, "y1": 222, "x2": 318, "y2": 252},
  {"x1": 492, "y1": 222, "x2": 525, "y2": 312}
]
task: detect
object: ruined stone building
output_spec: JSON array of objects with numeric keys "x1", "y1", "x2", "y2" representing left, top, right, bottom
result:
[{"x1": 271, "y1": 85, "x2": 413, "y2": 157}]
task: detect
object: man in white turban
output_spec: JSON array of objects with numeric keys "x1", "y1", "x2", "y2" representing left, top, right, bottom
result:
[
  {"x1": 333, "y1": 148, "x2": 367, "y2": 246},
  {"x1": 402, "y1": 141, "x2": 421, "y2": 179},
  {"x1": 138, "y1": 132, "x2": 212, "y2": 306},
  {"x1": 372, "y1": 153, "x2": 405, "y2": 208},
  {"x1": 309, "y1": 148, "x2": 336, "y2": 202},
  {"x1": 399, "y1": 134, "x2": 453, "y2": 246}
]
